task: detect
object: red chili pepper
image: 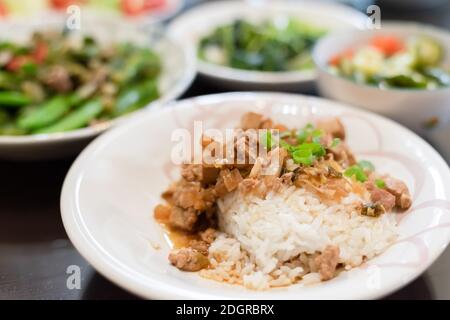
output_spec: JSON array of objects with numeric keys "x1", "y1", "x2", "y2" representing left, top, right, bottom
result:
[
  {"x1": 33, "y1": 42, "x2": 48, "y2": 64},
  {"x1": 6, "y1": 56, "x2": 32, "y2": 72},
  {"x1": 370, "y1": 35, "x2": 405, "y2": 56},
  {"x1": 7, "y1": 41, "x2": 48, "y2": 72}
]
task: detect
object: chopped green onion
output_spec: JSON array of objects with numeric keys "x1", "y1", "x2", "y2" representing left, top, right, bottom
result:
[
  {"x1": 297, "y1": 130, "x2": 308, "y2": 144},
  {"x1": 344, "y1": 165, "x2": 368, "y2": 182},
  {"x1": 358, "y1": 160, "x2": 375, "y2": 172},
  {"x1": 280, "y1": 139, "x2": 293, "y2": 151},
  {"x1": 294, "y1": 142, "x2": 326, "y2": 156},
  {"x1": 297, "y1": 123, "x2": 323, "y2": 144},
  {"x1": 311, "y1": 129, "x2": 322, "y2": 143},
  {"x1": 260, "y1": 130, "x2": 273, "y2": 150},
  {"x1": 292, "y1": 149, "x2": 314, "y2": 165},
  {"x1": 375, "y1": 179, "x2": 386, "y2": 189},
  {"x1": 280, "y1": 123, "x2": 328, "y2": 167},
  {"x1": 289, "y1": 142, "x2": 326, "y2": 165}
]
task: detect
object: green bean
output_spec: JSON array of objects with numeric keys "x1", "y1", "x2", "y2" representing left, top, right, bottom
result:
[
  {"x1": 0, "y1": 72, "x2": 17, "y2": 90},
  {"x1": 17, "y1": 96, "x2": 71, "y2": 130},
  {"x1": 67, "y1": 93, "x2": 84, "y2": 106},
  {"x1": 0, "y1": 91, "x2": 31, "y2": 107},
  {"x1": 0, "y1": 30, "x2": 162, "y2": 136},
  {"x1": 114, "y1": 88, "x2": 140, "y2": 115},
  {"x1": 111, "y1": 49, "x2": 161, "y2": 85},
  {"x1": 113, "y1": 80, "x2": 159, "y2": 116},
  {"x1": 35, "y1": 99, "x2": 103, "y2": 134}
]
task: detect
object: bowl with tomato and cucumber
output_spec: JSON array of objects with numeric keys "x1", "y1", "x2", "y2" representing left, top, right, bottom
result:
[
  {"x1": 313, "y1": 22, "x2": 450, "y2": 161},
  {"x1": 0, "y1": 12, "x2": 195, "y2": 160}
]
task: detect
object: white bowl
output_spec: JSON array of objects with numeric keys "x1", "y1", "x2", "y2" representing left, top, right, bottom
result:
[
  {"x1": 313, "y1": 22, "x2": 450, "y2": 161},
  {"x1": 61, "y1": 92, "x2": 450, "y2": 299},
  {"x1": 167, "y1": 0, "x2": 366, "y2": 92},
  {"x1": 0, "y1": 13, "x2": 196, "y2": 161}
]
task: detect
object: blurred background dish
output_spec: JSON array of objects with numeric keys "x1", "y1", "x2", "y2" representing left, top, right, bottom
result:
[
  {"x1": 168, "y1": 0, "x2": 366, "y2": 92},
  {"x1": 0, "y1": 12, "x2": 196, "y2": 160},
  {"x1": 313, "y1": 22, "x2": 450, "y2": 161},
  {"x1": 0, "y1": 0, "x2": 185, "y2": 24}
]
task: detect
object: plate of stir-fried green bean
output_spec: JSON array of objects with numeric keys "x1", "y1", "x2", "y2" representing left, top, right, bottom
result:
[
  {"x1": 168, "y1": 0, "x2": 365, "y2": 91},
  {"x1": 0, "y1": 14, "x2": 195, "y2": 160}
]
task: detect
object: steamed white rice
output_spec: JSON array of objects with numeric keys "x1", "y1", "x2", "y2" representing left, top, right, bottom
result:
[{"x1": 200, "y1": 186, "x2": 398, "y2": 290}]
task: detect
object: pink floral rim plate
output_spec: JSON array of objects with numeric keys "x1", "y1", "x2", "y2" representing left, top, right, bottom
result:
[{"x1": 61, "y1": 92, "x2": 450, "y2": 299}]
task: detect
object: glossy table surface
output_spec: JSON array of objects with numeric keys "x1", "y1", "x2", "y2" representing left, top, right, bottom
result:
[{"x1": 1, "y1": 0, "x2": 449, "y2": 300}]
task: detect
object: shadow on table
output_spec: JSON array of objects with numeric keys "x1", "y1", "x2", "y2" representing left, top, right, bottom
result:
[
  {"x1": 0, "y1": 159, "x2": 76, "y2": 244},
  {"x1": 82, "y1": 270, "x2": 435, "y2": 300},
  {"x1": 385, "y1": 276, "x2": 434, "y2": 299},
  {"x1": 82, "y1": 272, "x2": 139, "y2": 300}
]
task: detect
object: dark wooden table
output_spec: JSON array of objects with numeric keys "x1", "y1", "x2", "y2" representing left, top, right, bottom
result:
[{"x1": 1, "y1": 0, "x2": 449, "y2": 300}]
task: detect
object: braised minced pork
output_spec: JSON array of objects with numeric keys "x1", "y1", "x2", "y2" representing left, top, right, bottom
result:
[{"x1": 155, "y1": 112, "x2": 412, "y2": 280}]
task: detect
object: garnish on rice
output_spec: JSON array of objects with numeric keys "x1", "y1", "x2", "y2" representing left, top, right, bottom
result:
[{"x1": 154, "y1": 112, "x2": 412, "y2": 289}]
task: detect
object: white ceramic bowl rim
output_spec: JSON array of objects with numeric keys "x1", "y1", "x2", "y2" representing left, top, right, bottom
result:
[
  {"x1": 312, "y1": 21, "x2": 450, "y2": 93},
  {"x1": 61, "y1": 92, "x2": 450, "y2": 300}
]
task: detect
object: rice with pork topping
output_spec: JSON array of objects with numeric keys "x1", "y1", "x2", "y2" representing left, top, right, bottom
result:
[
  {"x1": 200, "y1": 186, "x2": 398, "y2": 290},
  {"x1": 155, "y1": 112, "x2": 411, "y2": 290}
]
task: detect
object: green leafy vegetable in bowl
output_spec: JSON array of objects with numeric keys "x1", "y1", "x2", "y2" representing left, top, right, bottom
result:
[
  {"x1": 198, "y1": 18, "x2": 326, "y2": 72},
  {"x1": 328, "y1": 35, "x2": 450, "y2": 89},
  {"x1": 0, "y1": 30, "x2": 161, "y2": 135}
]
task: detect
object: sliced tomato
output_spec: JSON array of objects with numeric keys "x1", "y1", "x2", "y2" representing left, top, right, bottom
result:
[
  {"x1": 329, "y1": 49, "x2": 354, "y2": 66},
  {"x1": 370, "y1": 35, "x2": 405, "y2": 56}
]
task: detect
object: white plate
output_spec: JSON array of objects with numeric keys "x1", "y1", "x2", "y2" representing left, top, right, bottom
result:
[
  {"x1": 167, "y1": 0, "x2": 366, "y2": 91},
  {"x1": 61, "y1": 92, "x2": 450, "y2": 299},
  {"x1": 0, "y1": 13, "x2": 196, "y2": 160}
]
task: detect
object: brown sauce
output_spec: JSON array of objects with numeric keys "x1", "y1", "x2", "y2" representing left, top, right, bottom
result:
[{"x1": 155, "y1": 214, "x2": 199, "y2": 249}]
